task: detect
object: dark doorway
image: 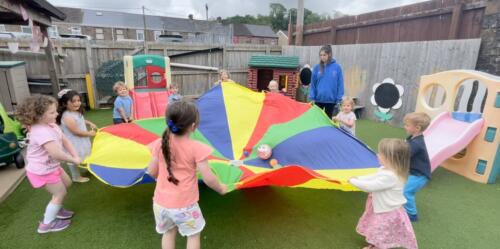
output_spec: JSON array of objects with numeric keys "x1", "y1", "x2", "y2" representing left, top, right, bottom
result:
[{"x1": 257, "y1": 69, "x2": 274, "y2": 91}]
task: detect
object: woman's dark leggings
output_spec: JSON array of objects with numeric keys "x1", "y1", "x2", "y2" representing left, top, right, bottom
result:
[{"x1": 315, "y1": 102, "x2": 338, "y2": 119}]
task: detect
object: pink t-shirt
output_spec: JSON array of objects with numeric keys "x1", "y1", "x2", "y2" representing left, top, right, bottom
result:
[
  {"x1": 26, "y1": 123, "x2": 63, "y2": 175},
  {"x1": 151, "y1": 135, "x2": 212, "y2": 209}
]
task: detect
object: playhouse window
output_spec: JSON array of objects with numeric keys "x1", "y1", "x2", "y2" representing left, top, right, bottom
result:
[{"x1": 279, "y1": 75, "x2": 288, "y2": 91}]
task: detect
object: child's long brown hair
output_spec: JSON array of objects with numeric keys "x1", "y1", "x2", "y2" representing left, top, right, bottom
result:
[
  {"x1": 378, "y1": 138, "x2": 410, "y2": 181},
  {"x1": 56, "y1": 90, "x2": 85, "y2": 125},
  {"x1": 162, "y1": 100, "x2": 200, "y2": 185},
  {"x1": 319, "y1": 45, "x2": 333, "y2": 74}
]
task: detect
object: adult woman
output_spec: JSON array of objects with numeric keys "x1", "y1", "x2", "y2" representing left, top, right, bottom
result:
[{"x1": 309, "y1": 45, "x2": 344, "y2": 118}]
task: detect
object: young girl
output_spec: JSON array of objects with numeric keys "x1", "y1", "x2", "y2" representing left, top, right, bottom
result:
[
  {"x1": 147, "y1": 100, "x2": 227, "y2": 249},
  {"x1": 348, "y1": 138, "x2": 418, "y2": 249},
  {"x1": 56, "y1": 89, "x2": 97, "y2": 183},
  {"x1": 333, "y1": 97, "x2": 357, "y2": 135},
  {"x1": 16, "y1": 95, "x2": 81, "y2": 234},
  {"x1": 213, "y1": 69, "x2": 234, "y2": 86}
]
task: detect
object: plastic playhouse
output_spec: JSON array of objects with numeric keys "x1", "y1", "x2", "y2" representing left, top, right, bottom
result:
[
  {"x1": 123, "y1": 54, "x2": 172, "y2": 119},
  {"x1": 415, "y1": 70, "x2": 499, "y2": 184}
]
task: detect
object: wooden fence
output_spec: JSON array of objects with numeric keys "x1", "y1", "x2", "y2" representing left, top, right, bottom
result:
[
  {"x1": 290, "y1": 0, "x2": 486, "y2": 46},
  {"x1": 282, "y1": 39, "x2": 482, "y2": 126},
  {"x1": 0, "y1": 39, "x2": 281, "y2": 100}
]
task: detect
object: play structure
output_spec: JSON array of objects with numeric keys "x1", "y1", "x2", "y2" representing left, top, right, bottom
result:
[
  {"x1": 416, "y1": 70, "x2": 499, "y2": 184},
  {"x1": 123, "y1": 54, "x2": 172, "y2": 119},
  {"x1": 0, "y1": 103, "x2": 24, "y2": 169},
  {"x1": 85, "y1": 83, "x2": 379, "y2": 190},
  {"x1": 247, "y1": 55, "x2": 300, "y2": 98}
]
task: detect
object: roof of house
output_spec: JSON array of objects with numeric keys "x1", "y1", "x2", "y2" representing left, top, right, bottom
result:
[
  {"x1": 277, "y1": 30, "x2": 288, "y2": 38},
  {"x1": 27, "y1": 0, "x2": 66, "y2": 20},
  {"x1": 248, "y1": 55, "x2": 299, "y2": 69},
  {"x1": 53, "y1": 7, "x2": 228, "y2": 34},
  {"x1": 233, "y1": 23, "x2": 277, "y2": 38}
]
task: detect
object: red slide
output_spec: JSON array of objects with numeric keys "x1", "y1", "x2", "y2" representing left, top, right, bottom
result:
[{"x1": 130, "y1": 90, "x2": 170, "y2": 119}]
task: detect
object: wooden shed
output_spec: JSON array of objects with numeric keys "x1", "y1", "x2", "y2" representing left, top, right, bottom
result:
[{"x1": 247, "y1": 55, "x2": 300, "y2": 99}]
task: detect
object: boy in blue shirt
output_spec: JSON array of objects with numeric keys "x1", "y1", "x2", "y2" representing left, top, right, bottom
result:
[
  {"x1": 112, "y1": 81, "x2": 133, "y2": 124},
  {"x1": 403, "y1": 112, "x2": 432, "y2": 222},
  {"x1": 168, "y1": 83, "x2": 182, "y2": 104}
]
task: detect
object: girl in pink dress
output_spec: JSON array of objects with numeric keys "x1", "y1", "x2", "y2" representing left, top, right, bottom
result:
[
  {"x1": 349, "y1": 138, "x2": 418, "y2": 249},
  {"x1": 16, "y1": 95, "x2": 81, "y2": 234}
]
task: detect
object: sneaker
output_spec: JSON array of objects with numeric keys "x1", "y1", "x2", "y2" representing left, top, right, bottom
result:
[
  {"x1": 56, "y1": 208, "x2": 74, "y2": 219},
  {"x1": 408, "y1": 213, "x2": 418, "y2": 222},
  {"x1": 72, "y1": 177, "x2": 90, "y2": 183},
  {"x1": 37, "y1": 219, "x2": 71, "y2": 234}
]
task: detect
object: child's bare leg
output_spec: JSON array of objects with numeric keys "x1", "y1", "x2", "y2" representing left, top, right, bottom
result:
[
  {"x1": 161, "y1": 227, "x2": 177, "y2": 249},
  {"x1": 60, "y1": 170, "x2": 73, "y2": 188},
  {"x1": 186, "y1": 233, "x2": 200, "y2": 249},
  {"x1": 42, "y1": 181, "x2": 67, "y2": 223}
]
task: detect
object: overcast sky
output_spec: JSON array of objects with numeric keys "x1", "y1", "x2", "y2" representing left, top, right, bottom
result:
[{"x1": 47, "y1": 0, "x2": 428, "y2": 19}]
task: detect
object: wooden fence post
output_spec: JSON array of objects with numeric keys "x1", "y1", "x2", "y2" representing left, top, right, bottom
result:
[
  {"x1": 85, "y1": 41, "x2": 99, "y2": 108},
  {"x1": 41, "y1": 26, "x2": 60, "y2": 97}
]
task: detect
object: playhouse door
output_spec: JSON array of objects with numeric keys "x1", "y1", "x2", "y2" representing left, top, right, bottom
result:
[
  {"x1": 257, "y1": 69, "x2": 274, "y2": 91},
  {"x1": 145, "y1": 65, "x2": 167, "y2": 89}
]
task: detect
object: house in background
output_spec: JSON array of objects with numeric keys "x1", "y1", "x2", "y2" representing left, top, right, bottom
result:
[
  {"x1": 2, "y1": 7, "x2": 232, "y2": 44},
  {"x1": 1, "y1": 7, "x2": 278, "y2": 45},
  {"x1": 276, "y1": 30, "x2": 288, "y2": 46},
  {"x1": 232, "y1": 23, "x2": 278, "y2": 45}
]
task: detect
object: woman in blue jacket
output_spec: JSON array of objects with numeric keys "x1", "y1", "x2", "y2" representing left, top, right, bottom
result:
[{"x1": 309, "y1": 45, "x2": 344, "y2": 119}]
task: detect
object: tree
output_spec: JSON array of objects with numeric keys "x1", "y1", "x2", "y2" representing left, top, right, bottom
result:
[
  {"x1": 269, "y1": 3, "x2": 287, "y2": 31},
  {"x1": 223, "y1": 3, "x2": 336, "y2": 32}
]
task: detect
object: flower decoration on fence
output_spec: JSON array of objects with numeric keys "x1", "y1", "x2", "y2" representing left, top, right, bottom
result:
[{"x1": 371, "y1": 78, "x2": 404, "y2": 122}]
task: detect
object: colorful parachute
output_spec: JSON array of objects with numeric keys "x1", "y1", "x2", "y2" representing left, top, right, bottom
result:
[{"x1": 85, "y1": 83, "x2": 379, "y2": 191}]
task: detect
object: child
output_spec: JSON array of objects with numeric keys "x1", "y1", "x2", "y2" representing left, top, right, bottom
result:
[
  {"x1": 333, "y1": 97, "x2": 357, "y2": 135},
  {"x1": 146, "y1": 100, "x2": 227, "y2": 249},
  {"x1": 403, "y1": 112, "x2": 432, "y2": 222},
  {"x1": 213, "y1": 69, "x2": 234, "y2": 86},
  {"x1": 349, "y1": 138, "x2": 418, "y2": 249},
  {"x1": 267, "y1": 80, "x2": 286, "y2": 95},
  {"x1": 56, "y1": 89, "x2": 97, "y2": 183},
  {"x1": 168, "y1": 83, "x2": 182, "y2": 104},
  {"x1": 112, "y1": 81, "x2": 134, "y2": 124},
  {"x1": 15, "y1": 95, "x2": 81, "y2": 233}
]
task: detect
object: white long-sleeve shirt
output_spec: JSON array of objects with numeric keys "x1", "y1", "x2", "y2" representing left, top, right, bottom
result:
[{"x1": 349, "y1": 167, "x2": 406, "y2": 213}]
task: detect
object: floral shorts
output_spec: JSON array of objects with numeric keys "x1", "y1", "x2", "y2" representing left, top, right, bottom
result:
[{"x1": 153, "y1": 202, "x2": 205, "y2": 237}]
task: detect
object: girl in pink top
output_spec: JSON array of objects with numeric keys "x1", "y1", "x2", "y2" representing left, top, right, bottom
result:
[
  {"x1": 147, "y1": 100, "x2": 227, "y2": 249},
  {"x1": 16, "y1": 95, "x2": 81, "y2": 234}
]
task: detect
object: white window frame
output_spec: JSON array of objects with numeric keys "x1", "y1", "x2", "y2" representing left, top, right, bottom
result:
[
  {"x1": 136, "y1": 29, "x2": 144, "y2": 41},
  {"x1": 154, "y1": 30, "x2": 162, "y2": 41},
  {"x1": 21, "y1": 26, "x2": 32, "y2": 34},
  {"x1": 70, "y1": 27, "x2": 82, "y2": 35},
  {"x1": 95, "y1": 28, "x2": 104, "y2": 40},
  {"x1": 48, "y1": 26, "x2": 58, "y2": 38},
  {"x1": 116, "y1": 29, "x2": 125, "y2": 40}
]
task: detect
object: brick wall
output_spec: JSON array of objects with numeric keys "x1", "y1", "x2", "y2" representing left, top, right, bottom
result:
[{"x1": 476, "y1": 12, "x2": 500, "y2": 76}]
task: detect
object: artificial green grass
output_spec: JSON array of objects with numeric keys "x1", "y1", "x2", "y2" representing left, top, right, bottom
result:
[{"x1": 1, "y1": 110, "x2": 499, "y2": 249}]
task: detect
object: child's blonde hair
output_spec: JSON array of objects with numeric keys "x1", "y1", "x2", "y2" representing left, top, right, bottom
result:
[
  {"x1": 168, "y1": 83, "x2": 178, "y2": 90},
  {"x1": 113, "y1": 81, "x2": 127, "y2": 93},
  {"x1": 219, "y1": 69, "x2": 230, "y2": 80},
  {"x1": 268, "y1": 80, "x2": 278, "y2": 87},
  {"x1": 378, "y1": 138, "x2": 410, "y2": 181},
  {"x1": 341, "y1": 96, "x2": 355, "y2": 107},
  {"x1": 15, "y1": 94, "x2": 57, "y2": 126},
  {"x1": 404, "y1": 112, "x2": 431, "y2": 132}
]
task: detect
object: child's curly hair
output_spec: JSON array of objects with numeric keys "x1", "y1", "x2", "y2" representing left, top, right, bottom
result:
[{"x1": 15, "y1": 94, "x2": 57, "y2": 126}]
